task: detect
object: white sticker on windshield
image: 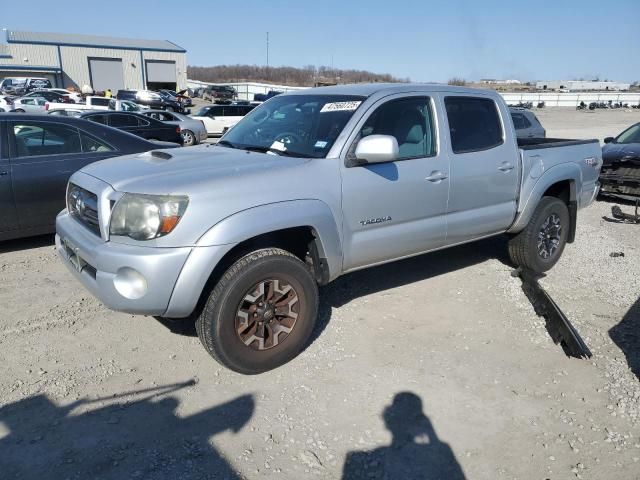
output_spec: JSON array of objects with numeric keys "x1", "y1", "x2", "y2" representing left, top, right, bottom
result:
[
  {"x1": 270, "y1": 140, "x2": 287, "y2": 152},
  {"x1": 320, "y1": 101, "x2": 361, "y2": 113},
  {"x1": 314, "y1": 140, "x2": 328, "y2": 148}
]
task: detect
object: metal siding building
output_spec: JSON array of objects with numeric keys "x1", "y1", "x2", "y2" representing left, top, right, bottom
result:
[
  {"x1": 0, "y1": 30, "x2": 187, "y2": 92},
  {"x1": 535, "y1": 80, "x2": 631, "y2": 92}
]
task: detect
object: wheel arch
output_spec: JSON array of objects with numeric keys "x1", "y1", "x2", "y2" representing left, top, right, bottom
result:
[
  {"x1": 509, "y1": 165, "x2": 579, "y2": 239},
  {"x1": 164, "y1": 200, "x2": 342, "y2": 318}
]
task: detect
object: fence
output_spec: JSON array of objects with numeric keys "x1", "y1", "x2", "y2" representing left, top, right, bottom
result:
[
  {"x1": 501, "y1": 92, "x2": 640, "y2": 107},
  {"x1": 187, "y1": 79, "x2": 640, "y2": 106},
  {"x1": 187, "y1": 80, "x2": 306, "y2": 101}
]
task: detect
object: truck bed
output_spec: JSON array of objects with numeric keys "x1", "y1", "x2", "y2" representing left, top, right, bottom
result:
[{"x1": 515, "y1": 137, "x2": 602, "y2": 218}]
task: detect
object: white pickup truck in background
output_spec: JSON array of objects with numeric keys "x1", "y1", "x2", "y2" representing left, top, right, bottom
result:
[{"x1": 45, "y1": 96, "x2": 112, "y2": 113}]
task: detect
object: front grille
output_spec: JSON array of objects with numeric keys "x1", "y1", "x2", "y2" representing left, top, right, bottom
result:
[{"x1": 67, "y1": 183, "x2": 100, "y2": 235}]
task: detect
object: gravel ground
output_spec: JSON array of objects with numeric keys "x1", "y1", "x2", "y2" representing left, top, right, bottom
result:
[{"x1": 1, "y1": 108, "x2": 639, "y2": 479}]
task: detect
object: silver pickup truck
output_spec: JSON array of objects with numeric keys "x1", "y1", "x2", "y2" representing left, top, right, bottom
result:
[{"x1": 56, "y1": 84, "x2": 602, "y2": 373}]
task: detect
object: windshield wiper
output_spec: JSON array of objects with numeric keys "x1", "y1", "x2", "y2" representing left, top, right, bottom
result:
[
  {"x1": 218, "y1": 141, "x2": 313, "y2": 158},
  {"x1": 217, "y1": 139, "x2": 237, "y2": 149},
  {"x1": 242, "y1": 145, "x2": 313, "y2": 158}
]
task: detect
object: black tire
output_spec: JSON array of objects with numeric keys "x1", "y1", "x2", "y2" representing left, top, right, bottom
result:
[
  {"x1": 196, "y1": 248, "x2": 319, "y2": 374},
  {"x1": 181, "y1": 129, "x2": 196, "y2": 146},
  {"x1": 14, "y1": 109, "x2": 25, "y2": 113},
  {"x1": 508, "y1": 196, "x2": 570, "y2": 273}
]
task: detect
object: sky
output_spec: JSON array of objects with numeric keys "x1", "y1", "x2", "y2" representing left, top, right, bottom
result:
[{"x1": 2, "y1": 0, "x2": 639, "y2": 83}]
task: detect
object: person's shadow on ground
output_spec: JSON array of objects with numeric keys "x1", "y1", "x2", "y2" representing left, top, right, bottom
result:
[
  {"x1": 0, "y1": 380, "x2": 253, "y2": 480},
  {"x1": 342, "y1": 392, "x2": 466, "y2": 480},
  {"x1": 609, "y1": 296, "x2": 640, "y2": 380}
]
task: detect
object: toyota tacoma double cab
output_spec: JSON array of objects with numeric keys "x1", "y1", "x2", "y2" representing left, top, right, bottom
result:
[{"x1": 56, "y1": 84, "x2": 602, "y2": 374}]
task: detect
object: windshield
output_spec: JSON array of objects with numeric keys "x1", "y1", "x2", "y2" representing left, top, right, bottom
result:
[
  {"x1": 615, "y1": 123, "x2": 640, "y2": 144},
  {"x1": 193, "y1": 107, "x2": 211, "y2": 116},
  {"x1": 220, "y1": 94, "x2": 365, "y2": 158}
]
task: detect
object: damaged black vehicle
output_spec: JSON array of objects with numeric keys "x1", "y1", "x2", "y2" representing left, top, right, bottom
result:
[{"x1": 600, "y1": 122, "x2": 640, "y2": 198}]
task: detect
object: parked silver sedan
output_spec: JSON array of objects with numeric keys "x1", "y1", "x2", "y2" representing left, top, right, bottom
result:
[{"x1": 140, "y1": 109, "x2": 208, "y2": 146}]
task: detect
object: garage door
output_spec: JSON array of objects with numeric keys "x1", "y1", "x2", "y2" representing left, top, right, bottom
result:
[
  {"x1": 89, "y1": 58, "x2": 124, "y2": 92},
  {"x1": 146, "y1": 61, "x2": 176, "y2": 83}
]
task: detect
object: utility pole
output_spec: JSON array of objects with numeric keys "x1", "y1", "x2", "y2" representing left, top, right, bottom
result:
[{"x1": 266, "y1": 32, "x2": 269, "y2": 69}]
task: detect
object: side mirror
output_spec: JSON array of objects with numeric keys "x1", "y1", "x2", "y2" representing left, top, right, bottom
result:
[
  {"x1": 604, "y1": 137, "x2": 615, "y2": 144},
  {"x1": 354, "y1": 135, "x2": 399, "y2": 165}
]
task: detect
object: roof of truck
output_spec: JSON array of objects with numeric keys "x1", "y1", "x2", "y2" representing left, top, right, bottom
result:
[{"x1": 285, "y1": 83, "x2": 495, "y2": 97}]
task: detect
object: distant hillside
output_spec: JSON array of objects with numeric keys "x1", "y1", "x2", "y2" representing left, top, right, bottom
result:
[{"x1": 187, "y1": 64, "x2": 409, "y2": 86}]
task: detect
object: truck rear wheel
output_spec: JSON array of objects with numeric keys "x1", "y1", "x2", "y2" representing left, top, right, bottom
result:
[
  {"x1": 508, "y1": 196, "x2": 570, "y2": 273},
  {"x1": 196, "y1": 248, "x2": 319, "y2": 374}
]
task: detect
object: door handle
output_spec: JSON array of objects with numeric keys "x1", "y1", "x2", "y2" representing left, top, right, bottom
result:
[
  {"x1": 0, "y1": 171, "x2": 8, "y2": 176},
  {"x1": 498, "y1": 162, "x2": 515, "y2": 172},
  {"x1": 425, "y1": 171, "x2": 448, "y2": 182}
]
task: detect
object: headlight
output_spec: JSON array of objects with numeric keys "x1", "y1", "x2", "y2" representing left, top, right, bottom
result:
[{"x1": 109, "y1": 194, "x2": 188, "y2": 240}]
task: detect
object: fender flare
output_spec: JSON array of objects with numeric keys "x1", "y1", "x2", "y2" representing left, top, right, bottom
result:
[
  {"x1": 508, "y1": 163, "x2": 580, "y2": 233},
  {"x1": 164, "y1": 200, "x2": 343, "y2": 318},
  {"x1": 196, "y1": 200, "x2": 342, "y2": 277}
]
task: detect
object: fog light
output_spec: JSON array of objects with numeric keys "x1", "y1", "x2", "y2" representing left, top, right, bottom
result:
[{"x1": 113, "y1": 267, "x2": 147, "y2": 300}]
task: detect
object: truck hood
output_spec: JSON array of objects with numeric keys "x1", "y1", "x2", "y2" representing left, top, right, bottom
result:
[{"x1": 80, "y1": 145, "x2": 309, "y2": 193}]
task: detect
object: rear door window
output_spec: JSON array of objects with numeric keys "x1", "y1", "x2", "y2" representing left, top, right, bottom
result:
[
  {"x1": 11, "y1": 122, "x2": 82, "y2": 157},
  {"x1": 110, "y1": 114, "x2": 139, "y2": 128},
  {"x1": 224, "y1": 106, "x2": 240, "y2": 116},
  {"x1": 445, "y1": 97, "x2": 504, "y2": 154}
]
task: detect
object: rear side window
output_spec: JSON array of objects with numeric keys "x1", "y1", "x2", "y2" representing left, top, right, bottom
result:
[
  {"x1": 511, "y1": 113, "x2": 526, "y2": 130},
  {"x1": 85, "y1": 114, "x2": 108, "y2": 125},
  {"x1": 445, "y1": 97, "x2": 503, "y2": 154},
  {"x1": 11, "y1": 122, "x2": 81, "y2": 157},
  {"x1": 90, "y1": 98, "x2": 111, "y2": 107},
  {"x1": 80, "y1": 132, "x2": 115, "y2": 152}
]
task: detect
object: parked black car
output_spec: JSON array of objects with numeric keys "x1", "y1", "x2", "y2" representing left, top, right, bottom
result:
[
  {"x1": 600, "y1": 122, "x2": 640, "y2": 198},
  {"x1": 79, "y1": 111, "x2": 184, "y2": 145},
  {"x1": 0, "y1": 113, "x2": 179, "y2": 241},
  {"x1": 202, "y1": 85, "x2": 236, "y2": 103},
  {"x1": 23, "y1": 90, "x2": 74, "y2": 104},
  {"x1": 160, "y1": 89, "x2": 193, "y2": 107},
  {"x1": 253, "y1": 90, "x2": 283, "y2": 102},
  {"x1": 116, "y1": 90, "x2": 185, "y2": 112}
]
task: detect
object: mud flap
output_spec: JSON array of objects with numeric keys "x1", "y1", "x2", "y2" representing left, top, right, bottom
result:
[{"x1": 512, "y1": 268, "x2": 592, "y2": 359}]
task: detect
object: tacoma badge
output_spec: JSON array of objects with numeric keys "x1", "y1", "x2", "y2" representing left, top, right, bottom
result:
[{"x1": 359, "y1": 216, "x2": 392, "y2": 226}]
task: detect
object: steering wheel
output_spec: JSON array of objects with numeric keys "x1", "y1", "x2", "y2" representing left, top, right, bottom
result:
[{"x1": 273, "y1": 132, "x2": 302, "y2": 146}]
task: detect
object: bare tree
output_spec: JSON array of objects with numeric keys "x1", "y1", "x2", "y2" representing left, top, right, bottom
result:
[
  {"x1": 187, "y1": 64, "x2": 408, "y2": 86},
  {"x1": 447, "y1": 78, "x2": 467, "y2": 86}
]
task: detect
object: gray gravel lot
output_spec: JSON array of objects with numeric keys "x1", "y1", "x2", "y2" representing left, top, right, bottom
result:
[{"x1": 1, "y1": 108, "x2": 639, "y2": 479}]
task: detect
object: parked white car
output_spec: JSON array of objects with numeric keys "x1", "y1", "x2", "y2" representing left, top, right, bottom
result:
[
  {"x1": 12, "y1": 96, "x2": 47, "y2": 113},
  {"x1": 0, "y1": 95, "x2": 14, "y2": 112},
  {"x1": 190, "y1": 104, "x2": 256, "y2": 136}
]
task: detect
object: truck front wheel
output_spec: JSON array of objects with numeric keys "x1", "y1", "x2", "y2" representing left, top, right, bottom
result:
[
  {"x1": 508, "y1": 196, "x2": 570, "y2": 273},
  {"x1": 196, "y1": 248, "x2": 319, "y2": 374}
]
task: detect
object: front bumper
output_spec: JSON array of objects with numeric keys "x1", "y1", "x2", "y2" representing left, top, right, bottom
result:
[{"x1": 56, "y1": 211, "x2": 192, "y2": 315}]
